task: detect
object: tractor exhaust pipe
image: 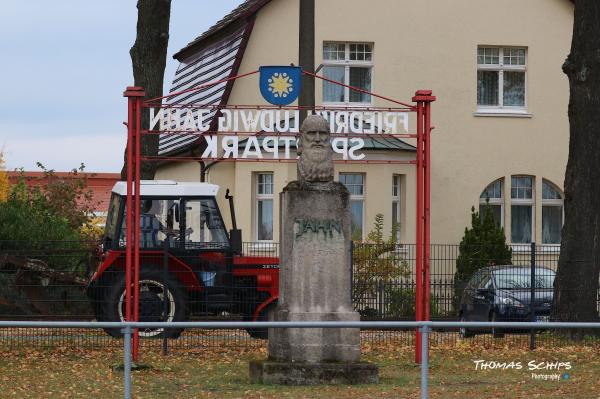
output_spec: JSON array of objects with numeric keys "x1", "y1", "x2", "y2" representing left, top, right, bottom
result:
[{"x1": 225, "y1": 189, "x2": 242, "y2": 254}]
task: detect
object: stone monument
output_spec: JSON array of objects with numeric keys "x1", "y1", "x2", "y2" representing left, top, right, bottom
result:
[{"x1": 249, "y1": 115, "x2": 379, "y2": 385}]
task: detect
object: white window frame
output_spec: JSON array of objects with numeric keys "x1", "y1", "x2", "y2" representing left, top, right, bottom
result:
[
  {"x1": 541, "y1": 180, "x2": 564, "y2": 245},
  {"x1": 392, "y1": 175, "x2": 401, "y2": 242},
  {"x1": 255, "y1": 172, "x2": 274, "y2": 242},
  {"x1": 510, "y1": 175, "x2": 535, "y2": 245},
  {"x1": 339, "y1": 172, "x2": 365, "y2": 241},
  {"x1": 322, "y1": 42, "x2": 374, "y2": 106},
  {"x1": 479, "y1": 178, "x2": 504, "y2": 228},
  {"x1": 476, "y1": 46, "x2": 530, "y2": 117}
]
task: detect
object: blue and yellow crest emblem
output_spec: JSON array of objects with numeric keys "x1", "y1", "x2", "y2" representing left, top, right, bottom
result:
[{"x1": 259, "y1": 66, "x2": 302, "y2": 105}]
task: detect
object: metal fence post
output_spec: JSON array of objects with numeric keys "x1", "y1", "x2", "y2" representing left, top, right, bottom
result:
[
  {"x1": 530, "y1": 242, "x2": 536, "y2": 351},
  {"x1": 123, "y1": 325, "x2": 132, "y2": 399},
  {"x1": 420, "y1": 324, "x2": 429, "y2": 399},
  {"x1": 378, "y1": 280, "x2": 384, "y2": 317},
  {"x1": 350, "y1": 240, "x2": 354, "y2": 304},
  {"x1": 162, "y1": 238, "x2": 169, "y2": 356}
]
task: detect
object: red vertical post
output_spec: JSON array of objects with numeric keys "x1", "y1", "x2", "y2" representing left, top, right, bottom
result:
[
  {"x1": 133, "y1": 94, "x2": 143, "y2": 361},
  {"x1": 421, "y1": 92, "x2": 435, "y2": 323},
  {"x1": 423, "y1": 103, "x2": 430, "y2": 323},
  {"x1": 123, "y1": 92, "x2": 134, "y2": 325},
  {"x1": 414, "y1": 98, "x2": 424, "y2": 364},
  {"x1": 123, "y1": 86, "x2": 145, "y2": 362},
  {"x1": 412, "y1": 90, "x2": 436, "y2": 364}
]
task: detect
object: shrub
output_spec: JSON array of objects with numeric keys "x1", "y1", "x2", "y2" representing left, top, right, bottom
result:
[
  {"x1": 386, "y1": 287, "x2": 440, "y2": 319},
  {"x1": 0, "y1": 164, "x2": 99, "y2": 274},
  {"x1": 352, "y1": 214, "x2": 409, "y2": 307},
  {"x1": 453, "y1": 204, "x2": 512, "y2": 313},
  {"x1": 0, "y1": 182, "x2": 81, "y2": 244},
  {"x1": 0, "y1": 164, "x2": 100, "y2": 318}
]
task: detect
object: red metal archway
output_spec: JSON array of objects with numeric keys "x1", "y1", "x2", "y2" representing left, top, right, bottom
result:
[{"x1": 123, "y1": 70, "x2": 435, "y2": 363}]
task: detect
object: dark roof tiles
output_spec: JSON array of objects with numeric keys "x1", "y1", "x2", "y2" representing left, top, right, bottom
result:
[{"x1": 174, "y1": 0, "x2": 270, "y2": 60}]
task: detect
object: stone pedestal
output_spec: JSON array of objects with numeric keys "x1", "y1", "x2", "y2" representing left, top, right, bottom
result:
[
  {"x1": 250, "y1": 181, "x2": 378, "y2": 384},
  {"x1": 249, "y1": 360, "x2": 378, "y2": 385}
]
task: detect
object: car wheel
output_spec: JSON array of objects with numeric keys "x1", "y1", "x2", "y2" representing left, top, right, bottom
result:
[
  {"x1": 459, "y1": 314, "x2": 474, "y2": 338},
  {"x1": 102, "y1": 269, "x2": 188, "y2": 338},
  {"x1": 491, "y1": 312, "x2": 505, "y2": 338},
  {"x1": 246, "y1": 301, "x2": 277, "y2": 339}
]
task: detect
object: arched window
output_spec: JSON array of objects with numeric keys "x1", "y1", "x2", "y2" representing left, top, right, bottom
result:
[
  {"x1": 479, "y1": 176, "x2": 564, "y2": 246},
  {"x1": 542, "y1": 180, "x2": 563, "y2": 244},
  {"x1": 510, "y1": 175, "x2": 534, "y2": 244},
  {"x1": 479, "y1": 178, "x2": 503, "y2": 227}
]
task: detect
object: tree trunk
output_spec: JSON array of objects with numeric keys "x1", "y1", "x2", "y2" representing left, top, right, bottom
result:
[
  {"x1": 553, "y1": 0, "x2": 600, "y2": 334},
  {"x1": 121, "y1": 0, "x2": 171, "y2": 180},
  {"x1": 298, "y1": 0, "x2": 315, "y2": 124}
]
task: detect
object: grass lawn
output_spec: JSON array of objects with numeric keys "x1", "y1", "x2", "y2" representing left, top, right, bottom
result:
[{"x1": 0, "y1": 339, "x2": 598, "y2": 398}]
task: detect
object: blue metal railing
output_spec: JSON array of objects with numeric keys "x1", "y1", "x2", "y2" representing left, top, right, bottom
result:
[{"x1": 0, "y1": 320, "x2": 599, "y2": 399}]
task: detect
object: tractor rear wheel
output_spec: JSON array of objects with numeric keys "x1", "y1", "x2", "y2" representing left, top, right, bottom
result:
[{"x1": 102, "y1": 269, "x2": 188, "y2": 338}]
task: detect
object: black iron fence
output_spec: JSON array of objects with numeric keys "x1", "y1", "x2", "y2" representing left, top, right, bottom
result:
[
  {"x1": 1, "y1": 240, "x2": 599, "y2": 348},
  {"x1": 350, "y1": 243, "x2": 587, "y2": 321},
  {"x1": 0, "y1": 240, "x2": 97, "y2": 320}
]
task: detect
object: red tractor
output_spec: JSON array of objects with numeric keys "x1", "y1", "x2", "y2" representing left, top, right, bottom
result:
[{"x1": 86, "y1": 180, "x2": 279, "y2": 338}]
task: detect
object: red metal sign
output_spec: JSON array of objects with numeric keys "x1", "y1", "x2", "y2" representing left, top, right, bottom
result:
[{"x1": 123, "y1": 69, "x2": 435, "y2": 363}]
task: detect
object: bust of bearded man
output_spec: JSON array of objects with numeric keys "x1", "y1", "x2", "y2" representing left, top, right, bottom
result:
[{"x1": 297, "y1": 115, "x2": 334, "y2": 182}]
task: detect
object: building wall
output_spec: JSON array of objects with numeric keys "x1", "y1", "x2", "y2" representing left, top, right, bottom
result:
[
  {"x1": 157, "y1": 0, "x2": 573, "y2": 245},
  {"x1": 157, "y1": 155, "x2": 415, "y2": 243}
]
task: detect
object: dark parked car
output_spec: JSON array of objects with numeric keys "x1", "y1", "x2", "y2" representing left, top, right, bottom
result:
[{"x1": 459, "y1": 265, "x2": 556, "y2": 338}]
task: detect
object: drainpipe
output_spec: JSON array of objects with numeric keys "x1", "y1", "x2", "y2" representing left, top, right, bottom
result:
[{"x1": 199, "y1": 160, "x2": 220, "y2": 182}]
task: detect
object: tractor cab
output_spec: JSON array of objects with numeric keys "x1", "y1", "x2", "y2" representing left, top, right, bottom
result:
[
  {"x1": 103, "y1": 180, "x2": 230, "y2": 252},
  {"x1": 88, "y1": 181, "x2": 279, "y2": 339}
]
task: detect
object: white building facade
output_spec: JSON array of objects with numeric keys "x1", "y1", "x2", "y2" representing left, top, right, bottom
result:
[{"x1": 155, "y1": 0, "x2": 574, "y2": 248}]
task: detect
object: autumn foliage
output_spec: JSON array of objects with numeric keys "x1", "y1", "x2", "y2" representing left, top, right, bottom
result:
[
  {"x1": 2, "y1": 164, "x2": 99, "y2": 238},
  {"x1": 0, "y1": 163, "x2": 102, "y2": 273},
  {"x1": 0, "y1": 152, "x2": 9, "y2": 202}
]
